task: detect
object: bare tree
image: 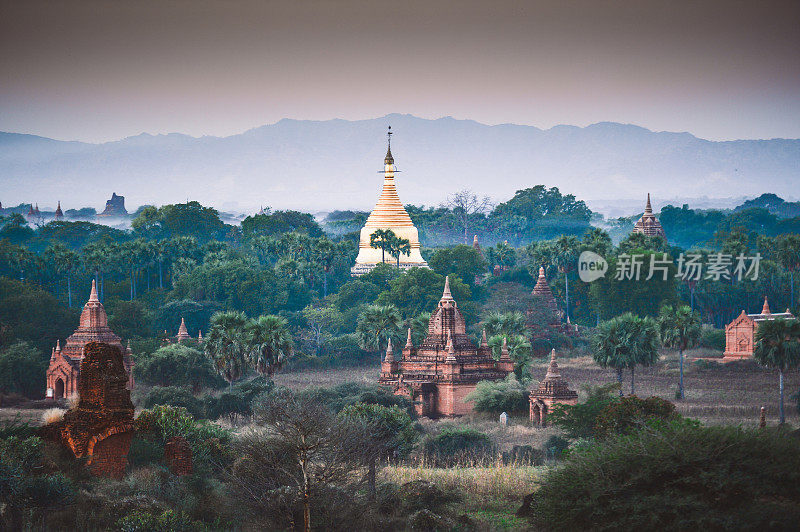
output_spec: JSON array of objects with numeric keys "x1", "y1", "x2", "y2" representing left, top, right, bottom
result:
[
  {"x1": 230, "y1": 391, "x2": 368, "y2": 532},
  {"x1": 444, "y1": 189, "x2": 492, "y2": 243}
]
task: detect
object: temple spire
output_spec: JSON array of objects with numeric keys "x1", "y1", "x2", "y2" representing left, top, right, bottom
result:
[
  {"x1": 481, "y1": 329, "x2": 488, "y2": 348},
  {"x1": 384, "y1": 338, "x2": 394, "y2": 362},
  {"x1": 545, "y1": 349, "x2": 560, "y2": 378},
  {"x1": 762, "y1": 296, "x2": 771, "y2": 315},
  {"x1": 441, "y1": 275, "x2": 453, "y2": 301},
  {"x1": 645, "y1": 193, "x2": 653, "y2": 214},
  {"x1": 89, "y1": 279, "x2": 99, "y2": 302},
  {"x1": 384, "y1": 126, "x2": 394, "y2": 165},
  {"x1": 500, "y1": 337, "x2": 511, "y2": 361},
  {"x1": 406, "y1": 327, "x2": 413, "y2": 348}
]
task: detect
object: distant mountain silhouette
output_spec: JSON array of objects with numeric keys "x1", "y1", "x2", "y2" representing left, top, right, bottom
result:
[{"x1": 1, "y1": 114, "x2": 798, "y2": 213}]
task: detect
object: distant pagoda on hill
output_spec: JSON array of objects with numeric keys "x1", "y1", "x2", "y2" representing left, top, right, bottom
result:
[
  {"x1": 632, "y1": 193, "x2": 666, "y2": 239},
  {"x1": 351, "y1": 128, "x2": 428, "y2": 275}
]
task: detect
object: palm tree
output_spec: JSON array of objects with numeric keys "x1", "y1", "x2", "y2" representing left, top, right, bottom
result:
[
  {"x1": 483, "y1": 311, "x2": 528, "y2": 338},
  {"x1": 754, "y1": 318, "x2": 800, "y2": 424},
  {"x1": 356, "y1": 305, "x2": 402, "y2": 361},
  {"x1": 594, "y1": 313, "x2": 660, "y2": 395},
  {"x1": 246, "y1": 315, "x2": 293, "y2": 381},
  {"x1": 388, "y1": 235, "x2": 411, "y2": 269},
  {"x1": 487, "y1": 334, "x2": 533, "y2": 382},
  {"x1": 776, "y1": 235, "x2": 800, "y2": 309},
  {"x1": 205, "y1": 311, "x2": 250, "y2": 390},
  {"x1": 44, "y1": 243, "x2": 79, "y2": 308},
  {"x1": 314, "y1": 238, "x2": 336, "y2": 297},
  {"x1": 553, "y1": 236, "x2": 580, "y2": 322},
  {"x1": 658, "y1": 305, "x2": 701, "y2": 400},
  {"x1": 370, "y1": 229, "x2": 396, "y2": 264}
]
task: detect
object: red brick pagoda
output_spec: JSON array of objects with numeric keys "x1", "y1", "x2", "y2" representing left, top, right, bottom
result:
[
  {"x1": 379, "y1": 276, "x2": 514, "y2": 417},
  {"x1": 46, "y1": 280, "x2": 134, "y2": 400},
  {"x1": 632, "y1": 193, "x2": 666, "y2": 239},
  {"x1": 531, "y1": 266, "x2": 561, "y2": 323},
  {"x1": 529, "y1": 349, "x2": 578, "y2": 426},
  {"x1": 723, "y1": 297, "x2": 795, "y2": 362}
]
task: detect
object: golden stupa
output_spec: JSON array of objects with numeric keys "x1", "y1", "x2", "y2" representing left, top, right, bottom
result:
[{"x1": 351, "y1": 130, "x2": 428, "y2": 275}]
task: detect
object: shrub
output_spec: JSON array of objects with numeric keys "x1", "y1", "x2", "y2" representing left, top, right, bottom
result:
[
  {"x1": 298, "y1": 382, "x2": 415, "y2": 416},
  {"x1": 116, "y1": 509, "x2": 209, "y2": 532},
  {"x1": 528, "y1": 423, "x2": 800, "y2": 530},
  {"x1": 422, "y1": 425, "x2": 495, "y2": 466},
  {"x1": 548, "y1": 383, "x2": 620, "y2": 439},
  {"x1": 593, "y1": 395, "x2": 680, "y2": 438},
  {"x1": 698, "y1": 325, "x2": 726, "y2": 351},
  {"x1": 465, "y1": 375, "x2": 529, "y2": 414},
  {"x1": 139, "y1": 386, "x2": 206, "y2": 419},
  {"x1": 135, "y1": 405, "x2": 230, "y2": 467},
  {"x1": 127, "y1": 436, "x2": 165, "y2": 468},
  {"x1": 41, "y1": 408, "x2": 65, "y2": 425},
  {"x1": 543, "y1": 435, "x2": 570, "y2": 459},
  {"x1": 135, "y1": 344, "x2": 224, "y2": 391}
]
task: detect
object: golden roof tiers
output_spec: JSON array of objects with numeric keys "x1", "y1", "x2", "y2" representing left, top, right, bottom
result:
[{"x1": 351, "y1": 134, "x2": 428, "y2": 275}]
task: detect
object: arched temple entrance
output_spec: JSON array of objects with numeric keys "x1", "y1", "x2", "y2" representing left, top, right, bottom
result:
[{"x1": 55, "y1": 378, "x2": 65, "y2": 400}]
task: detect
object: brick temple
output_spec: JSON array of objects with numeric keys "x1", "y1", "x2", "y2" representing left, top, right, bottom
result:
[
  {"x1": 723, "y1": 297, "x2": 795, "y2": 362},
  {"x1": 632, "y1": 193, "x2": 666, "y2": 239},
  {"x1": 531, "y1": 266, "x2": 561, "y2": 323},
  {"x1": 46, "y1": 280, "x2": 135, "y2": 400},
  {"x1": 379, "y1": 276, "x2": 513, "y2": 417},
  {"x1": 529, "y1": 349, "x2": 578, "y2": 426}
]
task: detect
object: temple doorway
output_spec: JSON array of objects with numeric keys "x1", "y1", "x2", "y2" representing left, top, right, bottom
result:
[
  {"x1": 531, "y1": 401, "x2": 548, "y2": 426},
  {"x1": 55, "y1": 378, "x2": 65, "y2": 400}
]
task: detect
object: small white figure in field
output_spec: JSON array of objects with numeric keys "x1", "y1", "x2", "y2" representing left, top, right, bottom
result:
[{"x1": 499, "y1": 411, "x2": 508, "y2": 425}]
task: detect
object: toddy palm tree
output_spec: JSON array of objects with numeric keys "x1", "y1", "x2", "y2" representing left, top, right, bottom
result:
[
  {"x1": 356, "y1": 305, "x2": 402, "y2": 361},
  {"x1": 370, "y1": 228, "x2": 396, "y2": 264},
  {"x1": 594, "y1": 313, "x2": 660, "y2": 395},
  {"x1": 205, "y1": 311, "x2": 250, "y2": 390},
  {"x1": 247, "y1": 315, "x2": 293, "y2": 381},
  {"x1": 754, "y1": 318, "x2": 800, "y2": 424},
  {"x1": 658, "y1": 304, "x2": 701, "y2": 399},
  {"x1": 388, "y1": 235, "x2": 411, "y2": 269}
]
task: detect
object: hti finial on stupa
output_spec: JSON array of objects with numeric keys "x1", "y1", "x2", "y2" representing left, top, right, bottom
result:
[
  {"x1": 384, "y1": 338, "x2": 394, "y2": 362},
  {"x1": 384, "y1": 126, "x2": 394, "y2": 165},
  {"x1": 762, "y1": 296, "x2": 771, "y2": 315},
  {"x1": 645, "y1": 193, "x2": 653, "y2": 214},
  {"x1": 56, "y1": 340, "x2": 61, "y2": 352},
  {"x1": 89, "y1": 279, "x2": 99, "y2": 302},
  {"x1": 500, "y1": 336, "x2": 512, "y2": 361},
  {"x1": 406, "y1": 327, "x2": 413, "y2": 348},
  {"x1": 545, "y1": 349, "x2": 560, "y2": 378},
  {"x1": 441, "y1": 275, "x2": 453, "y2": 301}
]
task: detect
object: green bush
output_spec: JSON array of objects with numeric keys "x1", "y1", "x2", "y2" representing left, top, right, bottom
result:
[
  {"x1": 139, "y1": 386, "x2": 206, "y2": 419},
  {"x1": 543, "y1": 435, "x2": 570, "y2": 459},
  {"x1": 465, "y1": 375, "x2": 529, "y2": 414},
  {"x1": 422, "y1": 425, "x2": 495, "y2": 466},
  {"x1": 135, "y1": 344, "x2": 224, "y2": 391},
  {"x1": 528, "y1": 423, "x2": 800, "y2": 530},
  {"x1": 548, "y1": 383, "x2": 620, "y2": 439},
  {"x1": 593, "y1": 395, "x2": 680, "y2": 438},
  {"x1": 117, "y1": 509, "x2": 209, "y2": 532},
  {"x1": 698, "y1": 325, "x2": 726, "y2": 351},
  {"x1": 298, "y1": 382, "x2": 414, "y2": 416},
  {"x1": 135, "y1": 405, "x2": 230, "y2": 467}
]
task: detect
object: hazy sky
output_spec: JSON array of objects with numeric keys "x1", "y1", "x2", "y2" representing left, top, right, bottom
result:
[{"x1": 2, "y1": 0, "x2": 799, "y2": 142}]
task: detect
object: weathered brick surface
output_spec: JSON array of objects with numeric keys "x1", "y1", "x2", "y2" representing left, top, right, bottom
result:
[{"x1": 40, "y1": 342, "x2": 135, "y2": 478}]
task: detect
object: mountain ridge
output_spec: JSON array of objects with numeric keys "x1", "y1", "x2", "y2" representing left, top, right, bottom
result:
[{"x1": 1, "y1": 114, "x2": 798, "y2": 213}]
